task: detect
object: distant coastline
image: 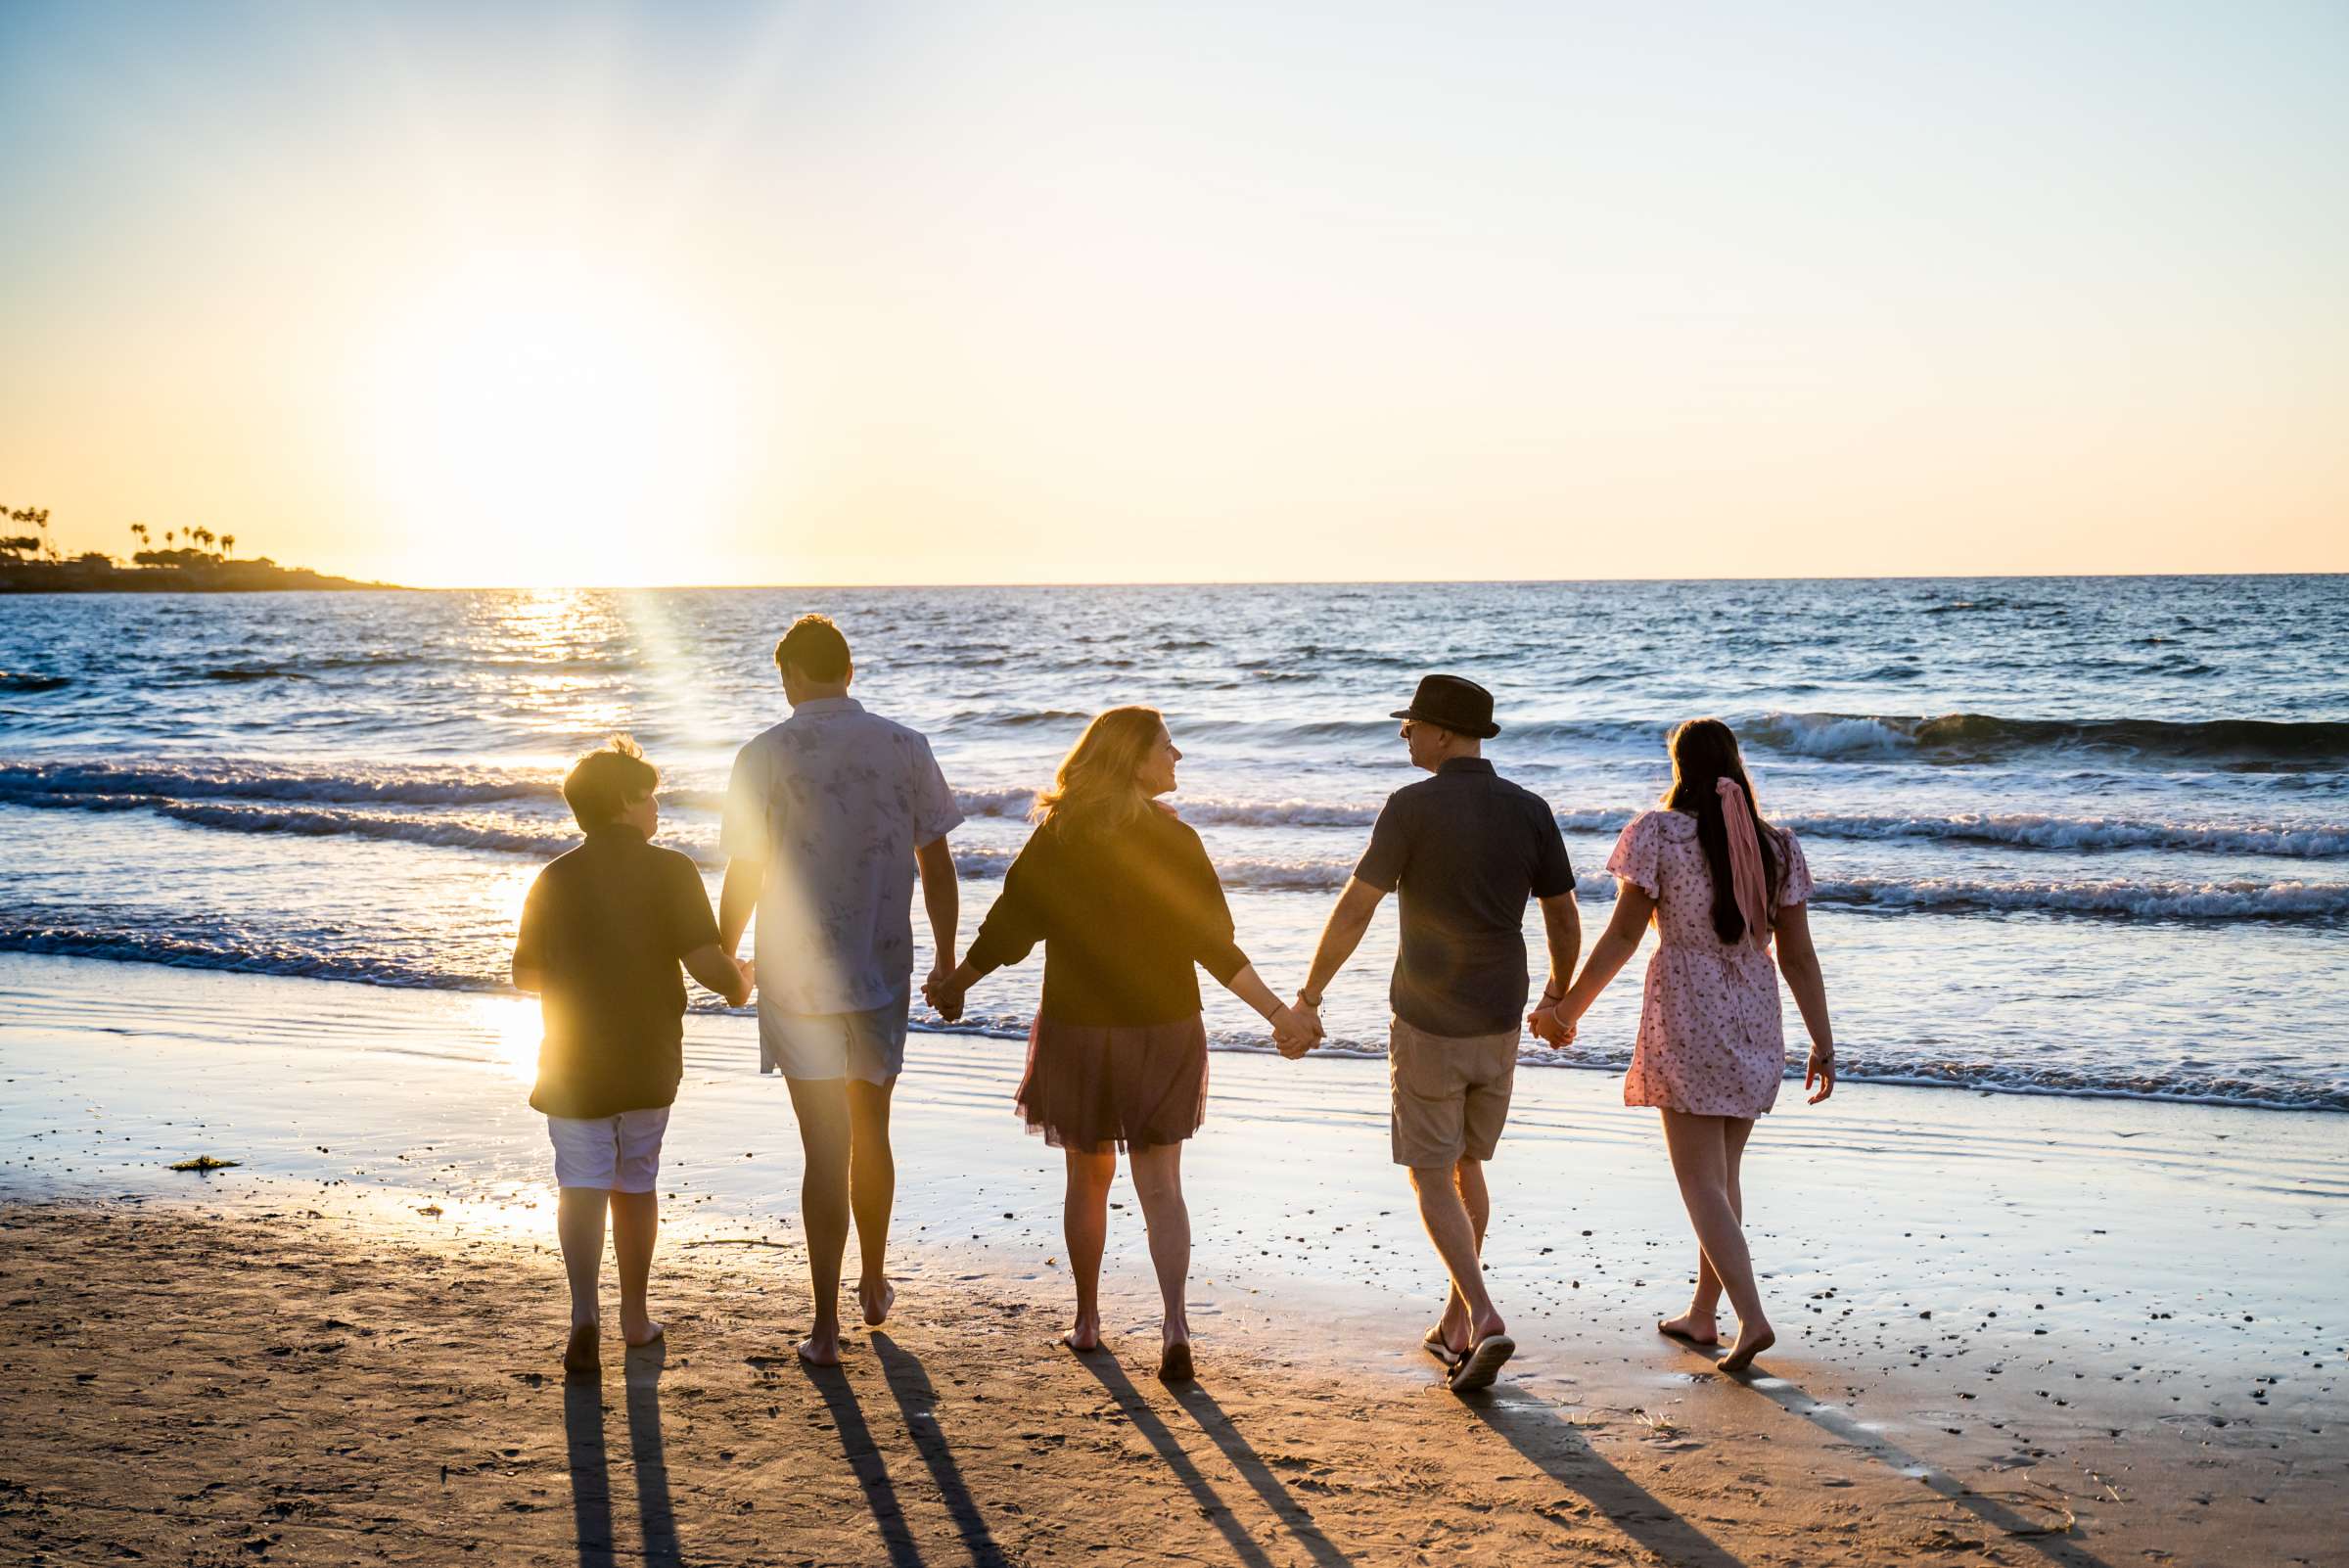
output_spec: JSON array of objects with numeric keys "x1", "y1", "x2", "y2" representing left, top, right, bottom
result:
[{"x1": 0, "y1": 556, "x2": 404, "y2": 594}]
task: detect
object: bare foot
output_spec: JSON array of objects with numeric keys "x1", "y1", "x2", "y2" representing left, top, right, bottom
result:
[
  {"x1": 1657, "y1": 1312, "x2": 1721, "y2": 1347},
  {"x1": 1059, "y1": 1313, "x2": 1101, "y2": 1353},
  {"x1": 1717, "y1": 1324, "x2": 1775, "y2": 1375},
  {"x1": 857, "y1": 1278, "x2": 895, "y2": 1328},
  {"x1": 563, "y1": 1321, "x2": 599, "y2": 1377},
  {"x1": 798, "y1": 1332, "x2": 843, "y2": 1367},
  {"x1": 622, "y1": 1317, "x2": 665, "y2": 1349},
  {"x1": 1425, "y1": 1290, "x2": 1470, "y2": 1360},
  {"x1": 1157, "y1": 1337, "x2": 1194, "y2": 1383}
]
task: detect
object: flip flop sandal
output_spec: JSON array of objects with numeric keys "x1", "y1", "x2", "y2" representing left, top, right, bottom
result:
[
  {"x1": 1421, "y1": 1325, "x2": 1466, "y2": 1368},
  {"x1": 1157, "y1": 1341, "x2": 1195, "y2": 1384},
  {"x1": 1448, "y1": 1335, "x2": 1515, "y2": 1394}
]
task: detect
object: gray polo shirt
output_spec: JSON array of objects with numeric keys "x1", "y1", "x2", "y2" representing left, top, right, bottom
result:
[{"x1": 720, "y1": 697, "x2": 964, "y2": 1017}]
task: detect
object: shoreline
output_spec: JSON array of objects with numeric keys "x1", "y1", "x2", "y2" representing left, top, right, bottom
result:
[{"x1": 3, "y1": 942, "x2": 2342, "y2": 1116}]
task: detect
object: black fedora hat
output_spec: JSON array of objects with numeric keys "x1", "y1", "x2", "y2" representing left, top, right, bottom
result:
[{"x1": 1391, "y1": 674, "x2": 1499, "y2": 739}]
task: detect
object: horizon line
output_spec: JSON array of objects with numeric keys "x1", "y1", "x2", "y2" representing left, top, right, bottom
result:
[{"x1": 380, "y1": 568, "x2": 2348, "y2": 591}]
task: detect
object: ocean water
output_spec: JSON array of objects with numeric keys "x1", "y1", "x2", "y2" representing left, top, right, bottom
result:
[{"x1": 2, "y1": 576, "x2": 2344, "y2": 1110}]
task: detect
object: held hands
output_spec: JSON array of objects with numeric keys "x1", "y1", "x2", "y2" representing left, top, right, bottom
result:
[
  {"x1": 922, "y1": 963, "x2": 967, "y2": 1023},
  {"x1": 1527, "y1": 986, "x2": 1576, "y2": 1048},
  {"x1": 1272, "y1": 995, "x2": 1325, "y2": 1059},
  {"x1": 724, "y1": 955, "x2": 755, "y2": 1009},
  {"x1": 1805, "y1": 1041, "x2": 1836, "y2": 1103}
]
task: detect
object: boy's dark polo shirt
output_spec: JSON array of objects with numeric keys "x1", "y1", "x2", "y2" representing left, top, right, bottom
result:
[
  {"x1": 1355, "y1": 757, "x2": 1575, "y2": 1038},
  {"x1": 516, "y1": 823, "x2": 721, "y2": 1121}
]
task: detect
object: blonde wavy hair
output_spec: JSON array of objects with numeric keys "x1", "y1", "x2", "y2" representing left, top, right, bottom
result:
[{"x1": 1034, "y1": 706, "x2": 1165, "y2": 836}]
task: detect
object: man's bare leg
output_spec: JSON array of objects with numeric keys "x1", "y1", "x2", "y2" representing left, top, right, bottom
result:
[
  {"x1": 1061, "y1": 1148, "x2": 1115, "y2": 1350},
  {"x1": 785, "y1": 1076, "x2": 852, "y2": 1365},
  {"x1": 846, "y1": 1077, "x2": 898, "y2": 1327},
  {"x1": 609, "y1": 1190, "x2": 663, "y2": 1347},
  {"x1": 1431, "y1": 1157, "x2": 1490, "y2": 1356},
  {"x1": 556, "y1": 1185, "x2": 608, "y2": 1373},
  {"x1": 1410, "y1": 1162, "x2": 1504, "y2": 1346}
]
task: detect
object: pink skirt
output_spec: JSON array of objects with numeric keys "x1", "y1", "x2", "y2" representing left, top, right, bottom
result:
[{"x1": 1015, "y1": 1013, "x2": 1209, "y2": 1153}]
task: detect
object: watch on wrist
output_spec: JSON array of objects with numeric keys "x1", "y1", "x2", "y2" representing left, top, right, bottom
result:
[{"x1": 1298, "y1": 990, "x2": 1323, "y2": 1008}]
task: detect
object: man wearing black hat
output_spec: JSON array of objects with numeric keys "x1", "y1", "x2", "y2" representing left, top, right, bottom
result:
[{"x1": 1290, "y1": 673, "x2": 1581, "y2": 1392}]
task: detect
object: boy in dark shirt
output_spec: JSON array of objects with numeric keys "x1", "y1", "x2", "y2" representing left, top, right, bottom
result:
[{"x1": 513, "y1": 736, "x2": 750, "y2": 1376}]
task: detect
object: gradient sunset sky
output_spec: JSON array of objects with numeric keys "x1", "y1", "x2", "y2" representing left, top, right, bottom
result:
[{"x1": 3, "y1": 1, "x2": 2343, "y2": 586}]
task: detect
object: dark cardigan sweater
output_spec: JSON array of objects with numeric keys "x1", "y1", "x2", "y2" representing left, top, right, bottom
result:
[{"x1": 966, "y1": 803, "x2": 1250, "y2": 1027}]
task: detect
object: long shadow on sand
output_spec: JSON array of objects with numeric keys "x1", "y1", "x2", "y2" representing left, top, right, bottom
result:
[
  {"x1": 1724, "y1": 1365, "x2": 2118, "y2": 1568},
  {"x1": 1465, "y1": 1387, "x2": 1746, "y2": 1568},
  {"x1": 563, "y1": 1345, "x2": 687, "y2": 1568},
  {"x1": 1077, "y1": 1354, "x2": 1352, "y2": 1568},
  {"x1": 1166, "y1": 1382, "x2": 1354, "y2": 1568},
  {"x1": 800, "y1": 1358, "x2": 923, "y2": 1568},
  {"x1": 563, "y1": 1374, "x2": 617, "y2": 1568},
  {"x1": 622, "y1": 1340, "x2": 685, "y2": 1568},
  {"x1": 871, "y1": 1332, "x2": 1011, "y2": 1568}
]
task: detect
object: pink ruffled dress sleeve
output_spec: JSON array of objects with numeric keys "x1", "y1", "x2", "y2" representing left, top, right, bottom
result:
[
  {"x1": 1774, "y1": 827, "x2": 1814, "y2": 907},
  {"x1": 1606, "y1": 812, "x2": 1662, "y2": 899}
]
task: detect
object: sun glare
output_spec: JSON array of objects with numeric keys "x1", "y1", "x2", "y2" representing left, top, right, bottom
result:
[
  {"x1": 480, "y1": 992, "x2": 545, "y2": 1087},
  {"x1": 348, "y1": 251, "x2": 743, "y2": 586}
]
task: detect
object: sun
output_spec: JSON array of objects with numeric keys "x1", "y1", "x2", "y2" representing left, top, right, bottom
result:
[{"x1": 347, "y1": 249, "x2": 742, "y2": 586}]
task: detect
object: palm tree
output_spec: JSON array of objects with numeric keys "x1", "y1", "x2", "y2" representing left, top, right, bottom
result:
[
  {"x1": 219, "y1": 533, "x2": 236, "y2": 559},
  {"x1": 164, "y1": 530, "x2": 176, "y2": 548},
  {"x1": 193, "y1": 527, "x2": 214, "y2": 555}
]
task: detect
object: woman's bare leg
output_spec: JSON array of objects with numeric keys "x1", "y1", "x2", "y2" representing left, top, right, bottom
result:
[
  {"x1": 1127, "y1": 1142, "x2": 1192, "y2": 1355},
  {"x1": 1660, "y1": 1111, "x2": 1773, "y2": 1371},
  {"x1": 1062, "y1": 1147, "x2": 1116, "y2": 1349},
  {"x1": 1662, "y1": 1116, "x2": 1752, "y2": 1345}
]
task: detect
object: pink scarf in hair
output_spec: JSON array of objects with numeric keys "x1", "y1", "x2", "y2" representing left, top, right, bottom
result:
[{"x1": 1717, "y1": 777, "x2": 1772, "y2": 952}]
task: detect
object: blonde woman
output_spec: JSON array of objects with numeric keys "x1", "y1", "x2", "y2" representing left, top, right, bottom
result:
[{"x1": 925, "y1": 707, "x2": 1313, "y2": 1380}]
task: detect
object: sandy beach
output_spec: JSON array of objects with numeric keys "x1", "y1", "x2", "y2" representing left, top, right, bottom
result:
[{"x1": 5, "y1": 949, "x2": 2343, "y2": 1565}]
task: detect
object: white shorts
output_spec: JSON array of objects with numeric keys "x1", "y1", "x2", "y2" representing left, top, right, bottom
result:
[
  {"x1": 545, "y1": 1107, "x2": 670, "y2": 1192},
  {"x1": 759, "y1": 990, "x2": 910, "y2": 1084}
]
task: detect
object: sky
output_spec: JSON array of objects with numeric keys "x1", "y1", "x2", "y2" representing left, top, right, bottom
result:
[{"x1": 1, "y1": 0, "x2": 2344, "y2": 586}]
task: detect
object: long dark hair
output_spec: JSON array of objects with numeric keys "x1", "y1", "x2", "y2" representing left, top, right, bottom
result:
[{"x1": 1663, "y1": 717, "x2": 1781, "y2": 946}]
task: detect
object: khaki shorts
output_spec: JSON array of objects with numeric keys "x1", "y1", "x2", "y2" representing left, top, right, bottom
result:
[{"x1": 1388, "y1": 1016, "x2": 1520, "y2": 1168}]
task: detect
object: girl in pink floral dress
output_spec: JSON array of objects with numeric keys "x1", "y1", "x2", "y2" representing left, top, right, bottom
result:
[{"x1": 1534, "y1": 718, "x2": 1838, "y2": 1374}]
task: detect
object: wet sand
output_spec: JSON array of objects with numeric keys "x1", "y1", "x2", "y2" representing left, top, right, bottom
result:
[{"x1": 3, "y1": 949, "x2": 2345, "y2": 1564}]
